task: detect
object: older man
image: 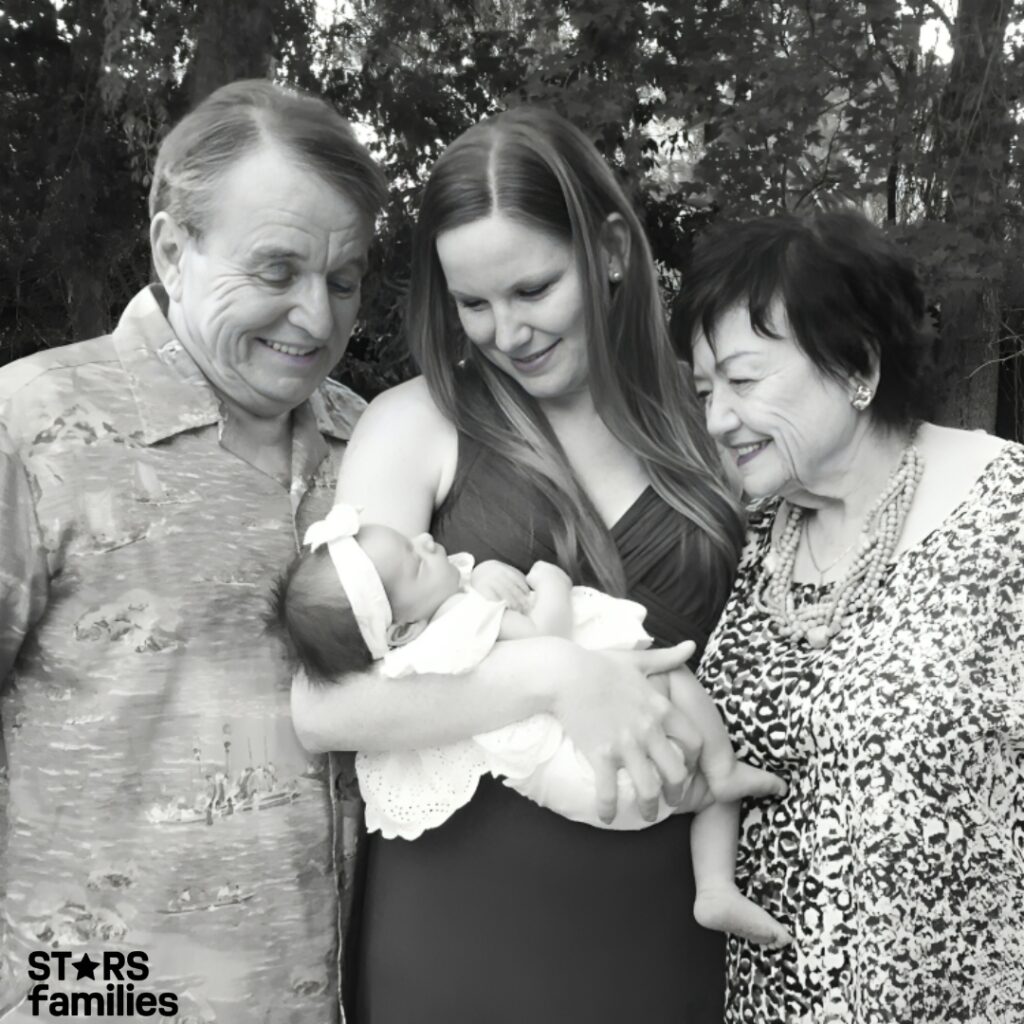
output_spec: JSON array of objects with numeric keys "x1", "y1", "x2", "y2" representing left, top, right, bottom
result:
[{"x1": 0, "y1": 80, "x2": 386, "y2": 1022}]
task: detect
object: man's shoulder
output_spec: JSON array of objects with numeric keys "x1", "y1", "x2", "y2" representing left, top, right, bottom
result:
[
  {"x1": 0, "y1": 335, "x2": 120, "y2": 405},
  {"x1": 0, "y1": 335, "x2": 133, "y2": 451}
]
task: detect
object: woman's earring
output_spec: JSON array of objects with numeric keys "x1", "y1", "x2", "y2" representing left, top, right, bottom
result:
[
  {"x1": 609, "y1": 268, "x2": 622, "y2": 282},
  {"x1": 850, "y1": 383, "x2": 874, "y2": 411}
]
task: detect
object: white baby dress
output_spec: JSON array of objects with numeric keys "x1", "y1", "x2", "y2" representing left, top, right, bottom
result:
[{"x1": 356, "y1": 555, "x2": 677, "y2": 839}]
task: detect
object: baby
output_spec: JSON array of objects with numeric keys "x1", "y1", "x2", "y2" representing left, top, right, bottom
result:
[{"x1": 276, "y1": 503, "x2": 790, "y2": 947}]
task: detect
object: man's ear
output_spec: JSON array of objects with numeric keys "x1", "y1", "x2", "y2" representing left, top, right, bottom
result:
[
  {"x1": 599, "y1": 213, "x2": 631, "y2": 283},
  {"x1": 386, "y1": 619, "x2": 428, "y2": 648},
  {"x1": 150, "y1": 212, "x2": 190, "y2": 302}
]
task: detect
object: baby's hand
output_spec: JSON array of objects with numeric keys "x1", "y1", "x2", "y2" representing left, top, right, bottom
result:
[
  {"x1": 471, "y1": 561, "x2": 533, "y2": 614},
  {"x1": 526, "y1": 561, "x2": 572, "y2": 590}
]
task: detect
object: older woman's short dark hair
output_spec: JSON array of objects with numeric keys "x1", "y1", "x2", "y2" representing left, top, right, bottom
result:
[
  {"x1": 671, "y1": 209, "x2": 935, "y2": 429},
  {"x1": 150, "y1": 78, "x2": 388, "y2": 236}
]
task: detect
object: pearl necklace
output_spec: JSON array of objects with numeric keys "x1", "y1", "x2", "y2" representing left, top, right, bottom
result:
[
  {"x1": 804, "y1": 530, "x2": 858, "y2": 581},
  {"x1": 756, "y1": 442, "x2": 924, "y2": 649}
]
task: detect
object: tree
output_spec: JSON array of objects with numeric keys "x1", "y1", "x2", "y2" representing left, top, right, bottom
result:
[
  {"x1": 3, "y1": 0, "x2": 1023, "y2": 437},
  {"x1": 0, "y1": 0, "x2": 316, "y2": 367},
  {"x1": 930, "y1": 0, "x2": 1015, "y2": 429}
]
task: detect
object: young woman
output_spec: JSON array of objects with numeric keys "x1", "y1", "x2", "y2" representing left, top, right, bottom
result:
[{"x1": 292, "y1": 106, "x2": 746, "y2": 1023}]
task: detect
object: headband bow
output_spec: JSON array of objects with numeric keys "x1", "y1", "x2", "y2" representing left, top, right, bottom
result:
[{"x1": 303, "y1": 504, "x2": 392, "y2": 659}]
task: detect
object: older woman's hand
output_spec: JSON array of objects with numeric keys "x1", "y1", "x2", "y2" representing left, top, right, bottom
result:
[{"x1": 549, "y1": 641, "x2": 703, "y2": 823}]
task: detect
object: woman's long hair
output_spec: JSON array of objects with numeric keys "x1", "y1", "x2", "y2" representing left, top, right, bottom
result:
[{"x1": 406, "y1": 106, "x2": 744, "y2": 616}]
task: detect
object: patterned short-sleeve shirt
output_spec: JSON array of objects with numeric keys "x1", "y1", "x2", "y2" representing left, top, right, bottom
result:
[
  {"x1": 0, "y1": 287, "x2": 365, "y2": 1023},
  {"x1": 700, "y1": 444, "x2": 1024, "y2": 1024}
]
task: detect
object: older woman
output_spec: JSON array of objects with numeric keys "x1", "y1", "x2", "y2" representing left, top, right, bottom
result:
[
  {"x1": 0, "y1": 81, "x2": 386, "y2": 1022},
  {"x1": 675, "y1": 209, "x2": 1024, "y2": 1023},
  {"x1": 292, "y1": 106, "x2": 746, "y2": 1023}
]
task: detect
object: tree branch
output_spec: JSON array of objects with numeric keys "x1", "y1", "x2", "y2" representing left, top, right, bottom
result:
[{"x1": 920, "y1": 0, "x2": 954, "y2": 35}]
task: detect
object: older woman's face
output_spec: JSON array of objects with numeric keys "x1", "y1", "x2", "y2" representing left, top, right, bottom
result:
[
  {"x1": 691, "y1": 302, "x2": 860, "y2": 501},
  {"x1": 170, "y1": 144, "x2": 371, "y2": 419}
]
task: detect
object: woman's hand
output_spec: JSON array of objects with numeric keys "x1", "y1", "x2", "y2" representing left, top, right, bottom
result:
[{"x1": 549, "y1": 641, "x2": 703, "y2": 824}]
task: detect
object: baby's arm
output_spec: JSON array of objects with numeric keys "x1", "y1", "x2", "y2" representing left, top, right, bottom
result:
[
  {"x1": 522, "y1": 561, "x2": 573, "y2": 637},
  {"x1": 472, "y1": 559, "x2": 574, "y2": 642},
  {"x1": 471, "y1": 560, "x2": 532, "y2": 614}
]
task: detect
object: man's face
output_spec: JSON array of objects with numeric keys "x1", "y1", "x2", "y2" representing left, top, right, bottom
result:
[{"x1": 167, "y1": 144, "x2": 372, "y2": 419}]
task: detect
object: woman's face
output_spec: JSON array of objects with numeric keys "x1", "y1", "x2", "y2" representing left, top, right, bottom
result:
[
  {"x1": 435, "y1": 213, "x2": 590, "y2": 405},
  {"x1": 691, "y1": 301, "x2": 861, "y2": 501},
  {"x1": 164, "y1": 144, "x2": 372, "y2": 420}
]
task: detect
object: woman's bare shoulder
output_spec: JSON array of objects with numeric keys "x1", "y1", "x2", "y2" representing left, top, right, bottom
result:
[
  {"x1": 917, "y1": 422, "x2": 1010, "y2": 479},
  {"x1": 901, "y1": 423, "x2": 1014, "y2": 547},
  {"x1": 359, "y1": 376, "x2": 453, "y2": 433},
  {"x1": 339, "y1": 376, "x2": 459, "y2": 518},
  {"x1": 347, "y1": 377, "x2": 457, "y2": 463}
]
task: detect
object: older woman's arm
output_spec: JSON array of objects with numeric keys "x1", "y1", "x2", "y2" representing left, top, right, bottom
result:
[{"x1": 292, "y1": 377, "x2": 703, "y2": 820}]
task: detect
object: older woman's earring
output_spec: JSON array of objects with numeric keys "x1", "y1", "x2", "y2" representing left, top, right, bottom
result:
[
  {"x1": 609, "y1": 268, "x2": 622, "y2": 282},
  {"x1": 850, "y1": 383, "x2": 873, "y2": 411}
]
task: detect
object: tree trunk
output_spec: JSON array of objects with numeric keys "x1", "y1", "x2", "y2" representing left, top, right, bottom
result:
[
  {"x1": 183, "y1": 0, "x2": 282, "y2": 107},
  {"x1": 932, "y1": 0, "x2": 1012, "y2": 431}
]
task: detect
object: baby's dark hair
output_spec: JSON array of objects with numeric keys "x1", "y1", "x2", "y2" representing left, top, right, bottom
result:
[{"x1": 268, "y1": 546, "x2": 373, "y2": 684}]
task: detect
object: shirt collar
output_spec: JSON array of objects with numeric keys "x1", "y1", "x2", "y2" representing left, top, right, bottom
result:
[
  {"x1": 112, "y1": 286, "x2": 222, "y2": 445},
  {"x1": 111, "y1": 286, "x2": 363, "y2": 448}
]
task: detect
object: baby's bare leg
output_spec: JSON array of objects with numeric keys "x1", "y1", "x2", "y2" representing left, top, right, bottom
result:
[
  {"x1": 692, "y1": 801, "x2": 792, "y2": 947},
  {"x1": 667, "y1": 668, "x2": 785, "y2": 802}
]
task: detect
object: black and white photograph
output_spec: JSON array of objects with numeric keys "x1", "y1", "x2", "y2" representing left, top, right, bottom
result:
[{"x1": 1, "y1": 1, "x2": 1022, "y2": 1021}]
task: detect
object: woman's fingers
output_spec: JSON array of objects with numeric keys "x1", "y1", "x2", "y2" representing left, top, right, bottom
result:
[
  {"x1": 645, "y1": 733, "x2": 689, "y2": 806},
  {"x1": 632, "y1": 641, "x2": 696, "y2": 676},
  {"x1": 551, "y1": 642, "x2": 711, "y2": 819},
  {"x1": 661, "y1": 704, "x2": 703, "y2": 771},
  {"x1": 592, "y1": 755, "x2": 621, "y2": 824},
  {"x1": 620, "y1": 742, "x2": 664, "y2": 822}
]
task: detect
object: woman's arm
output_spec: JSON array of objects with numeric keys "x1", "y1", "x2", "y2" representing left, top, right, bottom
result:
[
  {"x1": 292, "y1": 636, "x2": 703, "y2": 820},
  {"x1": 333, "y1": 376, "x2": 455, "y2": 535},
  {"x1": 292, "y1": 636, "x2": 693, "y2": 753}
]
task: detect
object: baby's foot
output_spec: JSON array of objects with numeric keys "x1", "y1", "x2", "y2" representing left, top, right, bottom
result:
[
  {"x1": 694, "y1": 885, "x2": 792, "y2": 947},
  {"x1": 704, "y1": 760, "x2": 786, "y2": 803}
]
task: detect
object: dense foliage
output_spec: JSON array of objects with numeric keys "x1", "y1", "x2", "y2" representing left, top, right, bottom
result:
[{"x1": 3, "y1": 0, "x2": 1023, "y2": 437}]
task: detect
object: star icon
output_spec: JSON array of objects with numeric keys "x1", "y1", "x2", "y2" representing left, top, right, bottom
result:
[{"x1": 72, "y1": 954, "x2": 100, "y2": 981}]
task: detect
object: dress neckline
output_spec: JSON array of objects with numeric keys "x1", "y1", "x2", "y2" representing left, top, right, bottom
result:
[
  {"x1": 757, "y1": 443, "x2": 1020, "y2": 583},
  {"x1": 609, "y1": 485, "x2": 656, "y2": 538}
]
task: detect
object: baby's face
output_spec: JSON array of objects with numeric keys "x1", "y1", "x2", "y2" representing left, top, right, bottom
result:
[{"x1": 357, "y1": 525, "x2": 462, "y2": 625}]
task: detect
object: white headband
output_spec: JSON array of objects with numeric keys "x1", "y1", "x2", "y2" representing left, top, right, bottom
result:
[{"x1": 303, "y1": 504, "x2": 392, "y2": 660}]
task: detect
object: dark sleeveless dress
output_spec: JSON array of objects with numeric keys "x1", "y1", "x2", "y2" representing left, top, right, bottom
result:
[{"x1": 355, "y1": 433, "x2": 726, "y2": 1024}]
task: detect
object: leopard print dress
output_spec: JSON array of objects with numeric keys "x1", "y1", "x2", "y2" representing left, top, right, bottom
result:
[{"x1": 699, "y1": 444, "x2": 1024, "y2": 1023}]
